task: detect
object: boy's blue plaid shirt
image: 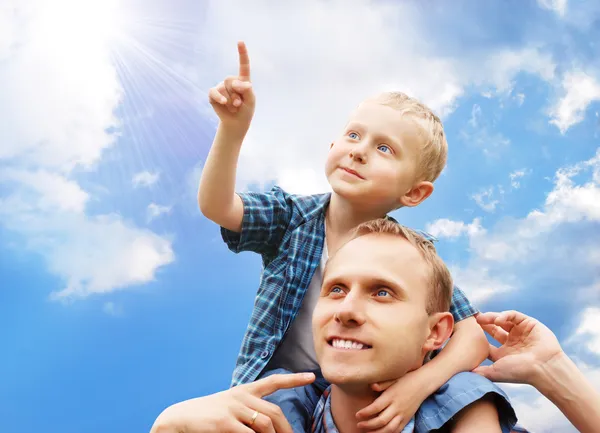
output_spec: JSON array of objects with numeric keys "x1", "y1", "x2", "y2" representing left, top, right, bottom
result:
[{"x1": 221, "y1": 186, "x2": 478, "y2": 387}]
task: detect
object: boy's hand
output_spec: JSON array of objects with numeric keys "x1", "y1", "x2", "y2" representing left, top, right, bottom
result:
[
  {"x1": 208, "y1": 41, "x2": 256, "y2": 133},
  {"x1": 355, "y1": 372, "x2": 427, "y2": 433}
]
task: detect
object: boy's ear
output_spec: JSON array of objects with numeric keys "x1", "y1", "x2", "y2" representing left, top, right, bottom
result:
[
  {"x1": 399, "y1": 181, "x2": 434, "y2": 208},
  {"x1": 423, "y1": 312, "x2": 454, "y2": 353},
  {"x1": 329, "y1": 142, "x2": 334, "y2": 149}
]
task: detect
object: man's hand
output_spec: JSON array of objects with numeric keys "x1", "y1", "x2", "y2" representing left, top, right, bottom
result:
[
  {"x1": 208, "y1": 41, "x2": 256, "y2": 133},
  {"x1": 355, "y1": 372, "x2": 426, "y2": 433},
  {"x1": 474, "y1": 310, "x2": 563, "y2": 385},
  {"x1": 150, "y1": 372, "x2": 315, "y2": 433}
]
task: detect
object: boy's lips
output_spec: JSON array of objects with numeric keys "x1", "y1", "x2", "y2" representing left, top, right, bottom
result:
[{"x1": 340, "y1": 167, "x2": 365, "y2": 179}]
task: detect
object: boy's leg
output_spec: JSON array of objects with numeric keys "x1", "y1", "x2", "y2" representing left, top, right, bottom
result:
[
  {"x1": 414, "y1": 372, "x2": 519, "y2": 433},
  {"x1": 260, "y1": 368, "x2": 329, "y2": 433}
]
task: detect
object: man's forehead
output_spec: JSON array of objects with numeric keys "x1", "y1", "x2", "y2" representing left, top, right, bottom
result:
[{"x1": 325, "y1": 234, "x2": 426, "y2": 279}]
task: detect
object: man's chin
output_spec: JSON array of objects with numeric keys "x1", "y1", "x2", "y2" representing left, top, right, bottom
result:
[{"x1": 321, "y1": 365, "x2": 376, "y2": 389}]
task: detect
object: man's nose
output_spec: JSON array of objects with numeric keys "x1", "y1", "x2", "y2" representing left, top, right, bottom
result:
[{"x1": 334, "y1": 295, "x2": 366, "y2": 327}]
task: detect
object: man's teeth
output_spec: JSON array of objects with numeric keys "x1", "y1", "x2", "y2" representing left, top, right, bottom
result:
[{"x1": 332, "y1": 339, "x2": 366, "y2": 350}]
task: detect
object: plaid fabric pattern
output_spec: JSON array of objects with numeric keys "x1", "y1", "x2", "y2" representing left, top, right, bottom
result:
[
  {"x1": 311, "y1": 387, "x2": 529, "y2": 433},
  {"x1": 222, "y1": 186, "x2": 478, "y2": 387},
  {"x1": 311, "y1": 387, "x2": 415, "y2": 432}
]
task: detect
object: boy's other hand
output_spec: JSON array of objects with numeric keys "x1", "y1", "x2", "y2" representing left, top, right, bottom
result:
[{"x1": 208, "y1": 41, "x2": 256, "y2": 133}]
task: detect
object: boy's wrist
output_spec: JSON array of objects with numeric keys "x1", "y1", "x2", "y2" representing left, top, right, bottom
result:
[
  {"x1": 218, "y1": 120, "x2": 251, "y2": 142},
  {"x1": 412, "y1": 362, "x2": 444, "y2": 395}
]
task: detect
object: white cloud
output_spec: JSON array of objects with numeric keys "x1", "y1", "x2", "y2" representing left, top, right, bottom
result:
[
  {"x1": 425, "y1": 218, "x2": 484, "y2": 240},
  {"x1": 549, "y1": 70, "x2": 600, "y2": 133},
  {"x1": 194, "y1": 0, "x2": 555, "y2": 194},
  {"x1": 103, "y1": 301, "x2": 123, "y2": 316},
  {"x1": 572, "y1": 307, "x2": 600, "y2": 354},
  {"x1": 515, "y1": 93, "x2": 525, "y2": 106},
  {"x1": 450, "y1": 265, "x2": 514, "y2": 304},
  {"x1": 472, "y1": 187, "x2": 500, "y2": 212},
  {"x1": 435, "y1": 149, "x2": 600, "y2": 309},
  {"x1": 147, "y1": 203, "x2": 172, "y2": 221},
  {"x1": 133, "y1": 171, "x2": 160, "y2": 188},
  {"x1": 461, "y1": 104, "x2": 510, "y2": 157},
  {"x1": 509, "y1": 169, "x2": 530, "y2": 189},
  {"x1": 537, "y1": 0, "x2": 568, "y2": 17},
  {"x1": 0, "y1": 0, "x2": 175, "y2": 300}
]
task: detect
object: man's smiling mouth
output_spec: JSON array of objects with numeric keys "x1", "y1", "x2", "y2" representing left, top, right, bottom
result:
[{"x1": 328, "y1": 338, "x2": 372, "y2": 350}]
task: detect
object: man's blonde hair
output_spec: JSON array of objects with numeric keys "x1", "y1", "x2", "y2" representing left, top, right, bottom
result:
[
  {"x1": 350, "y1": 218, "x2": 453, "y2": 314},
  {"x1": 369, "y1": 92, "x2": 448, "y2": 183}
]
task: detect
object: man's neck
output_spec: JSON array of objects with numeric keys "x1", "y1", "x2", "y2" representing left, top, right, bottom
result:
[
  {"x1": 326, "y1": 193, "x2": 392, "y2": 254},
  {"x1": 330, "y1": 385, "x2": 379, "y2": 433}
]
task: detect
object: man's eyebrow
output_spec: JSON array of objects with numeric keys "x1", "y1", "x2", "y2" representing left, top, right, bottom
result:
[
  {"x1": 369, "y1": 277, "x2": 409, "y2": 298},
  {"x1": 321, "y1": 274, "x2": 409, "y2": 298}
]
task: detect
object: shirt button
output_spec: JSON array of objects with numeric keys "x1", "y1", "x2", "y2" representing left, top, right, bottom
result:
[{"x1": 260, "y1": 350, "x2": 270, "y2": 359}]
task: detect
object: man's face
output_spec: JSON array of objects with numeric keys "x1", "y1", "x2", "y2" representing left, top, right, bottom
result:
[
  {"x1": 312, "y1": 233, "x2": 434, "y2": 388},
  {"x1": 324, "y1": 102, "x2": 423, "y2": 210}
]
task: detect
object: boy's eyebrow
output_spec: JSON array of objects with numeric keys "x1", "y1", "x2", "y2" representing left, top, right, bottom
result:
[{"x1": 346, "y1": 122, "x2": 402, "y2": 151}]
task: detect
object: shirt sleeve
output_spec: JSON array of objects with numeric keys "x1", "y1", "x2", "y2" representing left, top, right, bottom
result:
[
  {"x1": 449, "y1": 285, "x2": 478, "y2": 322},
  {"x1": 220, "y1": 186, "x2": 294, "y2": 258}
]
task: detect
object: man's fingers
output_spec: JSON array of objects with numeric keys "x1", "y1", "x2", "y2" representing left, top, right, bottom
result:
[
  {"x1": 495, "y1": 310, "x2": 529, "y2": 333},
  {"x1": 473, "y1": 364, "x2": 506, "y2": 383},
  {"x1": 488, "y1": 343, "x2": 502, "y2": 362},
  {"x1": 237, "y1": 394, "x2": 293, "y2": 433},
  {"x1": 237, "y1": 41, "x2": 251, "y2": 81},
  {"x1": 481, "y1": 323, "x2": 509, "y2": 345},
  {"x1": 476, "y1": 312, "x2": 501, "y2": 325},
  {"x1": 247, "y1": 373, "x2": 315, "y2": 398}
]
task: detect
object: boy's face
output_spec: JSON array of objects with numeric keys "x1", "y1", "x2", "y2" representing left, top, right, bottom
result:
[
  {"x1": 324, "y1": 101, "x2": 426, "y2": 209},
  {"x1": 312, "y1": 233, "x2": 437, "y2": 389}
]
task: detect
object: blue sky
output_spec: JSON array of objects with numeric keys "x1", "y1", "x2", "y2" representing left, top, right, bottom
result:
[{"x1": 1, "y1": 0, "x2": 599, "y2": 432}]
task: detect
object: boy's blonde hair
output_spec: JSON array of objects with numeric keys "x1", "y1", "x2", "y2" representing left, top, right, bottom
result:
[
  {"x1": 351, "y1": 218, "x2": 453, "y2": 314},
  {"x1": 369, "y1": 92, "x2": 448, "y2": 183}
]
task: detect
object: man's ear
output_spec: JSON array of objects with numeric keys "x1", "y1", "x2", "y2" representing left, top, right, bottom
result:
[
  {"x1": 423, "y1": 312, "x2": 454, "y2": 353},
  {"x1": 399, "y1": 181, "x2": 434, "y2": 208},
  {"x1": 329, "y1": 142, "x2": 334, "y2": 149}
]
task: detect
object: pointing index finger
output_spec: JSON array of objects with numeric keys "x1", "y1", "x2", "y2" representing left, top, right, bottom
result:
[
  {"x1": 246, "y1": 373, "x2": 315, "y2": 398},
  {"x1": 237, "y1": 41, "x2": 251, "y2": 82}
]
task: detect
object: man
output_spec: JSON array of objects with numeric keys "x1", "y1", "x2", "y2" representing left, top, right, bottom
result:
[{"x1": 151, "y1": 219, "x2": 518, "y2": 432}]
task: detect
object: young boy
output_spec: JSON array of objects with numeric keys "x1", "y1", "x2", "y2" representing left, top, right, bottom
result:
[{"x1": 198, "y1": 42, "x2": 505, "y2": 432}]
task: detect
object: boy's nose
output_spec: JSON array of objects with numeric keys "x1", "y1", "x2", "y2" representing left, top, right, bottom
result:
[{"x1": 349, "y1": 147, "x2": 367, "y2": 163}]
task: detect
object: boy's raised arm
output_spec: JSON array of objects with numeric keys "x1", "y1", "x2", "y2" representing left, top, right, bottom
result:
[{"x1": 198, "y1": 41, "x2": 255, "y2": 232}]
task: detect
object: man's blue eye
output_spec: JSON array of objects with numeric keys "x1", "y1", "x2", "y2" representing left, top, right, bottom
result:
[
  {"x1": 378, "y1": 145, "x2": 390, "y2": 153},
  {"x1": 331, "y1": 286, "x2": 343, "y2": 293},
  {"x1": 349, "y1": 132, "x2": 360, "y2": 140},
  {"x1": 376, "y1": 290, "x2": 389, "y2": 297}
]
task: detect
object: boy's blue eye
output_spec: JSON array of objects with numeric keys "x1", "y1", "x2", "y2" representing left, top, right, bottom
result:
[
  {"x1": 376, "y1": 289, "x2": 389, "y2": 297},
  {"x1": 331, "y1": 286, "x2": 343, "y2": 294},
  {"x1": 377, "y1": 145, "x2": 391, "y2": 153},
  {"x1": 349, "y1": 132, "x2": 360, "y2": 140}
]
